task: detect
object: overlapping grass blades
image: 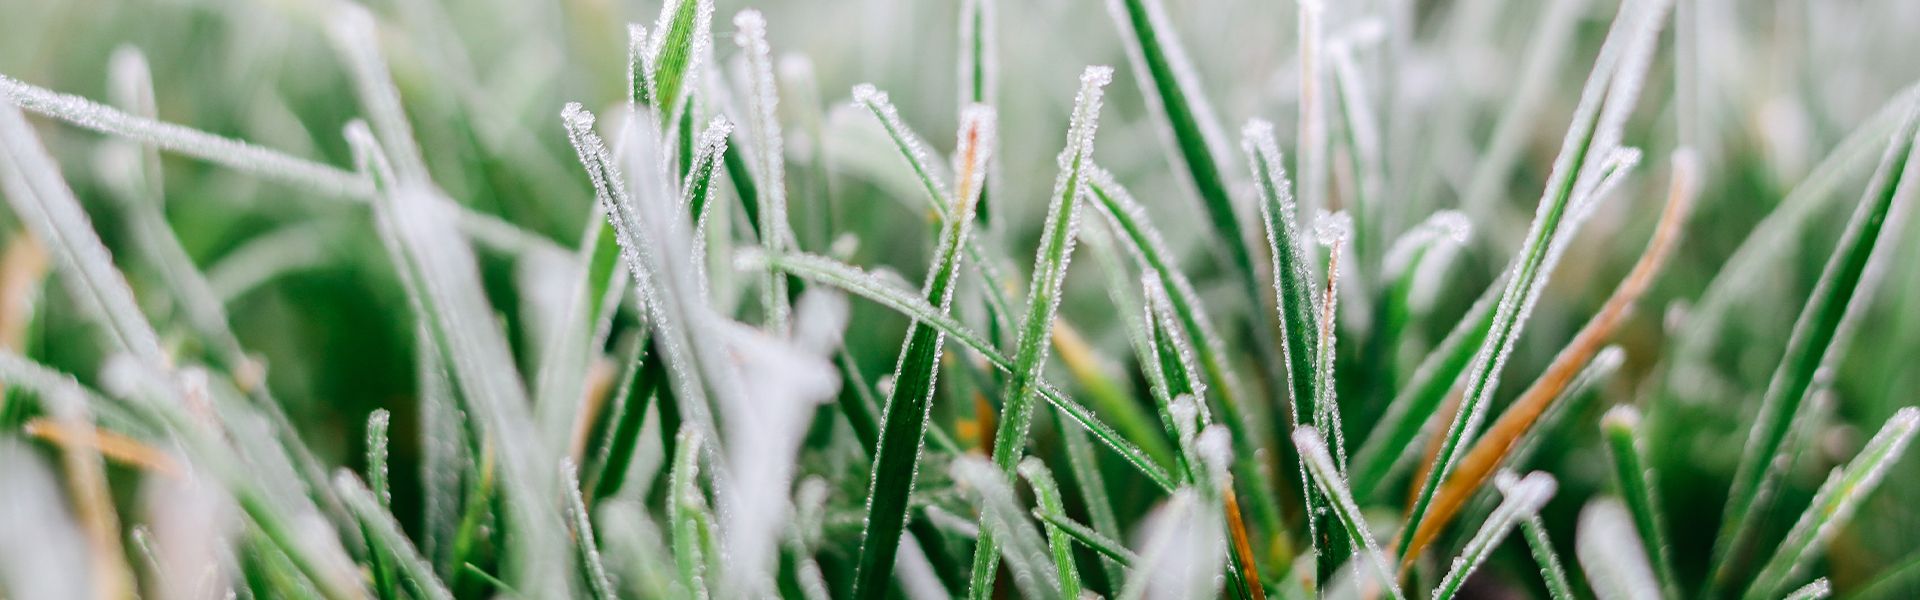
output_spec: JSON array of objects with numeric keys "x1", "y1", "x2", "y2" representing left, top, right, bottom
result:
[
  {"x1": 851, "y1": 104, "x2": 994, "y2": 599},
  {"x1": 970, "y1": 65, "x2": 1111, "y2": 598},
  {"x1": 1601, "y1": 407, "x2": 1678, "y2": 598},
  {"x1": 1742, "y1": 408, "x2": 1919, "y2": 599},
  {"x1": 1708, "y1": 97, "x2": 1920, "y2": 593},
  {"x1": 1397, "y1": 0, "x2": 1674, "y2": 563}
]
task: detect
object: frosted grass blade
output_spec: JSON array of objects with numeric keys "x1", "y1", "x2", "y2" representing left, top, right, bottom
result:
[
  {"x1": 1743, "y1": 408, "x2": 1919, "y2": 600},
  {"x1": 666, "y1": 426, "x2": 714, "y2": 598},
  {"x1": 338, "y1": 55, "x2": 568, "y2": 595},
  {"x1": 0, "y1": 99, "x2": 165, "y2": 367},
  {"x1": 1350, "y1": 280, "x2": 1497, "y2": 502},
  {"x1": 1708, "y1": 99, "x2": 1920, "y2": 591},
  {"x1": 1578, "y1": 499, "x2": 1662, "y2": 600},
  {"x1": 643, "y1": 0, "x2": 713, "y2": 123},
  {"x1": 1399, "y1": 0, "x2": 1673, "y2": 561},
  {"x1": 733, "y1": 9, "x2": 794, "y2": 334},
  {"x1": 1035, "y1": 509, "x2": 1139, "y2": 569},
  {"x1": 561, "y1": 461, "x2": 616, "y2": 600},
  {"x1": 1103, "y1": 0, "x2": 1255, "y2": 297},
  {"x1": 851, "y1": 104, "x2": 993, "y2": 600},
  {"x1": 1019, "y1": 458, "x2": 1082, "y2": 599},
  {"x1": 1432, "y1": 472, "x2": 1557, "y2": 600},
  {"x1": 1521, "y1": 517, "x2": 1576, "y2": 600},
  {"x1": 1783, "y1": 579, "x2": 1832, "y2": 600},
  {"x1": 1601, "y1": 406, "x2": 1679, "y2": 598},
  {"x1": 1085, "y1": 168, "x2": 1282, "y2": 542},
  {"x1": 971, "y1": 65, "x2": 1111, "y2": 598},
  {"x1": 363, "y1": 410, "x2": 395, "y2": 594},
  {"x1": 954, "y1": 455, "x2": 1062, "y2": 600},
  {"x1": 336, "y1": 471, "x2": 454, "y2": 600},
  {"x1": 1292, "y1": 428, "x2": 1406, "y2": 600},
  {"x1": 1245, "y1": 118, "x2": 1343, "y2": 568}
]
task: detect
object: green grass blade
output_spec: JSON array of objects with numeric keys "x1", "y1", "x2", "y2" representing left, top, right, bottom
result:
[
  {"x1": 1103, "y1": 0, "x2": 1254, "y2": 295},
  {"x1": 364, "y1": 409, "x2": 396, "y2": 595},
  {"x1": 1019, "y1": 458, "x2": 1083, "y2": 599},
  {"x1": 588, "y1": 336, "x2": 660, "y2": 501},
  {"x1": 1034, "y1": 509, "x2": 1139, "y2": 568},
  {"x1": 852, "y1": 105, "x2": 995, "y2": 600},
  {"x1": 1054, "y1": 418, "x2": 1130, "y2": 586},
  {"x1": 667, "y1": 425, "x2": 713, "y2": 598},
  {"x1": 1291, "y1": 427, "x2": 1405, "y2": 600},
  {"x1": 1433, "y1": 472, "x2": 1557, "y2": 600},
  {"x1": 972, "y1": 65, "x2": 1111, "y2": 598},
  {"x1": 1784, "y1": 578, "x2": 1833, "y2": 600},
  {"x1": 1743, "y1": 408, "x2": 1920, "y2": 600},
  {"x1": 732, "y1": 9, "x2": 794, "y2": 335},
  {"x1": 1600, "y1": 406, "x2": 1679, "y2": 598},
  {"x1": 642, "y1": 0, "x2": 712, "y2": 123},
  {"x1": 1521, "y1": 516, "x2": 1577, "y2": 600},
  {"x1": 336, "y1": 471, "x2": 455, "y2": 600},
  {"x1": 1244, "y1": 118, "x2": 1343, "y2": 570},
  {"x1": 561, "y1": 461, "x2": 617, "y2": 600},
  {"x1": 1398, "y1": 0, "x2": 1673, "y2": 561},
  {"x1": 955, "y1": 455, "x2": 1063, "y2": 599},
  {"x1": 1710, "y1": 101, "x2": 1920, "y2": 592},
  {"x1": 1086, "y1": 168, "x2": 1283, "y2": 544}
]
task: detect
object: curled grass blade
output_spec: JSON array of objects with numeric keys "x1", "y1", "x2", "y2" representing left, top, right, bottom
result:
[
  {"x1": 1034, "y1": 509, "x2": 1139, "y2": 568},
  {"x1": 1709, "y1": 99, "x2": 1920, "y2": 592}
]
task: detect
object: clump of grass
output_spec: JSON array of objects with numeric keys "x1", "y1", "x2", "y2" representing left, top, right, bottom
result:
[{"x1": 1, "y1": 0, "x2": 1919, "y2": 598}]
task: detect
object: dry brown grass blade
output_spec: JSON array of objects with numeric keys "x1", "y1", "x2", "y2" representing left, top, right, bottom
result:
[
  {"x1": 25, "y1": 418, "x2": 184, "y2": 477},
  {"x1": 1399, "y1": 152, "x2": 1699, "y2": 570},
  {"x1": 1223, "y1": 487, "x2": 1268, "y2": 600}
]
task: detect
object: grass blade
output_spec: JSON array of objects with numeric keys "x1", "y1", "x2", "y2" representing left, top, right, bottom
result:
[
  {"x1": 1578, "y1": 499, "x2": 1663, "y2": 600},
  {"x1": 642, "y1": 0, "x2": 713, "y2": 124},
  {"x1": 1018, "y1": 458, "x2": 1083, "y2": 599},
  {"x1": 1521, "y1": 516, "x2": 1577, "y2": 600},
  {"x1": 851, "y1": 104, "x2": 994, "y2": 600},
  {"x1": 1708, "y1": 98, "x2": 1920, "y2": 591},
  {"x1": 1743, "y1": 408, "x2": 1920, "y2": 600},
  {"x1": 1034, "y1": 509, "x2": 1139, "y2": 568},
  {"x1": 666, "y1": 426, "x2": 714, "y2": 598},
  {"x1": 1398, "y1": 0, "x2": 1674, "y2": 561},
  {"x1": 732, "y1": 9, "x2": 794, "y2": 334},
  {"x1": 1103, "y1": 0, "x2": 1255, "y2": 298},
  {"x1": 336, "y1": 471, "x2": 454, "y2": 600},
  {"x1": 1292, "y1": 427, "x2": 1406, "y2": 600},
  {"x1": 562, "y1": 461, "x2": 616, "y2": 600},
  {"x1": 1783, "y1": 578, "x2": 1833, "y2": 600},
  {"x1": 954, "y1": 455, "x2": 1062, "y2": 600},
  {"x1": 334, "y1": 12, "x2": 572, "y2": 582},
  {"x1": 1432, "y1": 472, "x2": 1557, "y2": 600},
  {"x1": 1601, "y1": 406, "x2": 1679, "y2": 598},
  {"x1": 1245, "y1": 118, "x2": 1344, "y2": 570},
  {"x1": 971, "y1": 65, "x2": 1111, "y2": 598}
]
